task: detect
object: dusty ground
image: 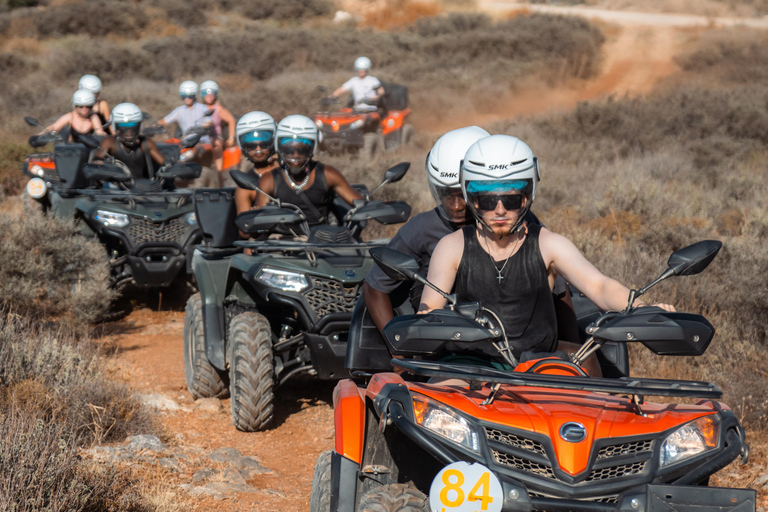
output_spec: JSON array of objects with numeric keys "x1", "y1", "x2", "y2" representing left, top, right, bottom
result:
[{"x1": 95, "y1": 5, "x2": 768, "y2": 510}]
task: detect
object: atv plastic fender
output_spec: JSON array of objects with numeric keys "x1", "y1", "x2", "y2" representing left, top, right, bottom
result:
[
  {"x1": 333, "y1": 379, "x2": 366, "y2": 464},
  {"x1": 51, "y1": 194, "x2": 96, "y2": 236},
  {"x1": 194, "y1": 250, "x2": 238, "y2": 371}
]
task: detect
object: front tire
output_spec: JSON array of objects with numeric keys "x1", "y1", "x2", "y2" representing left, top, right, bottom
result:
[
  {"x1": 309, "y1": 451, "x2": 333, "y2": 512},
  {"x1": 359, "y1": 484, "x2": 429, "y2": 512},
  {"x1": 228, "y1": 310, "x2": 274, "y2": 431},
  {"x1": 183, "y1": 293, "x2": 229, "y2": 399}
]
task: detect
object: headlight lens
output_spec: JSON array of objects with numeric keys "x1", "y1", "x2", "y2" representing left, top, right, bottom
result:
[
  {"x1": 660, "y1": 415, "x2": 719, "y2": 467},
  {"x1": 315, "y1": 119, "x2": 323, "y2": 129},
  {"x1": 94, "y1": 210, "x2": 130, "y2": 228},
  {"x1": 256, "y1": 268, "x2": 309, "y2": 292},
  {"x1": 350, "y1": 119, "x2": 364, "y2": 130},
  {"x1": 31, "y1": 164, "x2": 45, "y2": 177},
  {"x1": 184, "y1": 212, "x2": 197, "y2": 226},
  {"x1": 180, "y1": 150, "x2": 194, "y2": 162},
  {"x1": 413, "y1": 394, "x2": 479, "y2": 453}
]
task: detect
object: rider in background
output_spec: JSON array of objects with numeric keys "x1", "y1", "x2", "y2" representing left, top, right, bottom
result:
[
  {"x1": 157, "y1": 81, "x2": 211, "y2": 142},
  {"x1": 420, "y1": 135, "x2": 674, "y2": 375},
  {"x1": 78, "y1": 74, "x2": 110, "y2": 130},
  {"x1": 363, "y1": 126, "x2": 490, "y2": 334},
  {"x1": 98, "y1": 103, "x2": 165, "y2": 180},
  {"x1": 250, "y1": 115, "x2": 363, "y2": 228},
  {"x1": 43, "y1": 90, "x2": 106, "y2": 142},
  {"x1": 330, "y1": 56, "x2": 385, "y2": 112},
  {"x1": 199, "y1": 80, "x2": 237, "y2": 176},
  {"x1": 233, "y1": 111, "x2": 280, "y2": 212}
]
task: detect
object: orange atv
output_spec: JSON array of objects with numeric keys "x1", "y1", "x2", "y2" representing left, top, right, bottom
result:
[
  {"x1": 313, "y1": 83, "x2": 415, "y2": 159},
  {"x1": 310, "y1": 241, "x2": 755, "y2": 512}
]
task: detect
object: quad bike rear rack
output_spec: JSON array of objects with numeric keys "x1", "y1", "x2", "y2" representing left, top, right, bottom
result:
[{"x1": 392, "y1": 359, "x2": 722, "y2": 399}]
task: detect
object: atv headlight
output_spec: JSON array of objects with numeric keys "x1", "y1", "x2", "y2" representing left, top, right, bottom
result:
[
  {"x1": 94, "y1": 210, "x2": 130, "y2": 228},
  {"x1": 350, "y1": 119, "x2": 364, "y2": 130},
  {"x1": 180, "y1": 150, "x2": 194, "y2": 162},
  {"x1": 31, "y1": 164, "x2": 45, "y2": 177},
  {"x1": 256, "y1": 268, "x2": 309, "y2": 292},
  {"x1": 184, "y1": 212, "x2": 197, "y2": 226},
  {"x1": 660, "y1": 415, "x2": 719, "y2": 467},
  {"x1": 315, "y1": 119, "x2": 323, "y2": 129},
  {"x1": 413, "y1": 394, "x2": 479, "y2": 453}
]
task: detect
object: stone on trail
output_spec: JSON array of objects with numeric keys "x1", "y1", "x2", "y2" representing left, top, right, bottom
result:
[{"x1": 126, "y1": 434, "x2": 167, "y2": 453}]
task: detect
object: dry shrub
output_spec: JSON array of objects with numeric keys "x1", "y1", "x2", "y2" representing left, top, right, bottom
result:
[
  {"x1": 34, "y1": 0, "x2": 148, "y2": 38},
  {"x1": 0, "y1": 207, "x2": 117, "y2": 323},
  {"x1": 51, "y1": 39, "x2": 150, "y2": 82},
  {"x1": 0, "y1": 140, "x2": 30, "y2": 196},
  {"x1": 363, "y1": 0, "x2": 442, "y2": 29},
  {"x1": 237, "y1": 0, "x2": 332, "y2": 21}
]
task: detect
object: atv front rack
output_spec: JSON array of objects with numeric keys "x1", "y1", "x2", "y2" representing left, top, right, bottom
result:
[
  {"x1": 393, "y1": 360, "x2": 723, "y2": 399},
  {"x1": 234, "y1": 239, "x2": 390, "y2": 253}
]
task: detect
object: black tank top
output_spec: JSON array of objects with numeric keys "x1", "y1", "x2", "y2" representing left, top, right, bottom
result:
[
  {"x1": 271, "y1": 162, "x2": 334, "y2": 226},
  {"x1": 455, "y1": 223, "x2": 558, "y2": 357},
  {"x1": 113, "y1": 136, "x2": 153, "y2": 180}
]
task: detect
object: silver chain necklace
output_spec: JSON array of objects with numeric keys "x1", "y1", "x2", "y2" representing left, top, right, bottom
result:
[
  {"x1": 482, "y1": 231, "x2": 523, "y2": 285},
  {"x1": 283, "y1": 167, "x2": 310, "y2": 190}
]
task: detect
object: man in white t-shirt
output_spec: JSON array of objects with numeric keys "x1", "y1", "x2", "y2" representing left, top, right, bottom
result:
[
  {"x1": 331, "y1": 56, "x2": 385, "y2": 112},
  {"x1": 157, "y1": 80, "x2": 212, "y2": 143}
]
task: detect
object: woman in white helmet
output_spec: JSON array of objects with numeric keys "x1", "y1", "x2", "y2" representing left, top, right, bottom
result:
[
  {"x1": 420, "y1": 135, "x2": 673, "y2": 375},
  {"x1": 233, "y1": 111, "x2": 280, "y2": 214},
  {"x1": 78, "y1": 74, "x2": 110, "y2": 128},
  {"x1": 97, "y1": 103, "x2": 165, "y2": 180},
  {"x1": 330, "y1": 56, "x2": 385, "y2": 112},
  {"x1": 250, "y1": 115, "x2": 363, "y2": 228},
  {"x1": 199, "y1": 80, "x2": 237, "y2": 174},
  {"x1": 43, "y1": 89, "x2": 106, "y2": 141}
]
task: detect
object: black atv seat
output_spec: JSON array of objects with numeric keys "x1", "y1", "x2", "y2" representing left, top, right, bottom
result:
[{"x1": 194, "y1": 187, "x2": 239, "y2": 248}]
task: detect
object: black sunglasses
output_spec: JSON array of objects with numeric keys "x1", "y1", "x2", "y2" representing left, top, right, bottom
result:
[
  {"x1": 475, "y1": 194, "x2": 524, "y2": 211},
  {"x1": 244, "y1": 141, "x2": 272, "y2": 151}
]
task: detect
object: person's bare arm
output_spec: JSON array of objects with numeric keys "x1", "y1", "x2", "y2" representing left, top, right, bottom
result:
[
  {"x1": 94, "y1": 136, "x2": 115, "y2": 161},
  {"x1": 219, "y1": 106, "x2": 237, "y2": 147},
  {"x1": 325, "y1": 165, "x2": 363, "y2": 205},
  {"x1": 146, "y1": 138, "x2": 165, "y2": 166},
  {"x1": 363, "y1": 282, "x2": 396, "y2": 333},
  {"x1": 91, "y1": 115, "x2": 106, "y2": 136},
  {"x1": 234, "y1": 188, "x2": 258, "y2": 238},
  {"x1": 254, "y1": 171, "x2": 275, "y2": 208},
  {"x1": 43, "y1": 113, "x2": 72, "y2": 133},
  {"x1": 332, "y1": 85, "x2": 347, "y2": 98},
  {"x1": 418, "y1": 230, "x2": 464, "y2": 312},
  {"x1": 541, "y1": 229, "x2": 674, "y2": 312}
]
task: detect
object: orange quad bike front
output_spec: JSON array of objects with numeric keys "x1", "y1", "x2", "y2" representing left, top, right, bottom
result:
[
  {"x1": 309, "y1": 242, "x2": 756, "y2": 512},
  {"x1": 313, "y1": 82, "x2": 414, "y2": 160}
]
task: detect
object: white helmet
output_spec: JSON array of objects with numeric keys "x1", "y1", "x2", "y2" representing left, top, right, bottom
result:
[
  {"x1": 78, "y1": 74, "x2": 102, "y2": 94},
  {"x1": 179, "y1": 80, "x2": 198, "y2": 98},
  {"x1": 275, "y1": 115, "x2": 319, "y2": 175},
  {"x1": 236, "y1": 111, "x2": 276, "y2": 162},
  {"x1": 354, "y1": 56, "x2": 371, "y2": 71},
  {"x1": 72, "y1": 89, "x2": 95, "y2": 109},
  {"x1": 110, "y1": 103, "x2": 143, "y2": 147},
  {"x1": 460, "y1": 134, "x2": 540, "y2": 234},
  {"x1": 426, "y1": 125, "x2": 490, "y2": 204},
  {"x1": 200, "y1": 80, "x2": 219, "y2": 98}
]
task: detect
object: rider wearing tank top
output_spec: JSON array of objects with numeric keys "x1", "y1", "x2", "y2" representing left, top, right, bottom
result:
[
  {"x1": 99, "y1": 134, "x2": 165, "y2": 180},
  {"x1": 269, "y1": 162, "x2": 335, "y2": 226}
]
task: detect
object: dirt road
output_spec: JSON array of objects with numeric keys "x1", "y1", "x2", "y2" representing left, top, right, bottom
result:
[{"x1": 100, "y1": 5, "x2": 768, "y2": 511}]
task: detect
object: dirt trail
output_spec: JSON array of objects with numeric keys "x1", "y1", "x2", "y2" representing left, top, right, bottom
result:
[{"x1": 100, "y1": 6, "x2": 768, "y2": 511}]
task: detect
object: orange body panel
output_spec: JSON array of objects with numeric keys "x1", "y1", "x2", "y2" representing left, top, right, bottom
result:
[
  {"x1": 381, "y1": 108, "x2": 411, "y2": 136},
  {"x1": 222, "y1": 146, "x2": 241, "y2": 171},
  {"x1": 25, "y1": 156, "x2": 56, "y2": 170},
  {"x1": 402, "y1": 379, "x2": 720, "y2": 477},
  {"x1": 333, "y1": 379, "x2": 366, "y2": 464}
]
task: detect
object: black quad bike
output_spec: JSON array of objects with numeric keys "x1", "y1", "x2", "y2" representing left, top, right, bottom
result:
[
  {"x1": 185, "y1": 163, "x2": 412, "y2": 432},
  {"x1": 310, "y1": 240, "x2": 755, "y2": 512},
  {"x1": 22, "y1": 117, "x2": 204, "y2": 289}
]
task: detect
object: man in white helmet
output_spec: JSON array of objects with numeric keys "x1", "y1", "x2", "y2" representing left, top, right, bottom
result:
[
  {"x1": 420, "y1": 135, "x2": 673, "y2": 375},
  {"x1": 97, "y1": 103, "x2": 165, "y2": 180},
  {"x1": 331, "y1": 56, "x2": 385, "y2": 112},
  {"x1": 157, "y1": 81, "x2": 211, "y2": 142},
  {"x1": 250, "y1": 115, "x2": 363, "y2": 228}
]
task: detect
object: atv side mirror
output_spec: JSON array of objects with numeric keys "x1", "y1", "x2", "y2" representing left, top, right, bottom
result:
[
  {"x1": 627, "y1": 240, "x2": 722, "y2": 310},
  {"x1": 142, "y1": 111, "x2": 152, "y2": 120},
  {"x1": 230, "y1": 170, "x2": 260, "y2": 191},
  {"x1": 203, "y1": 109, "x2": 214, "y2": 117},
  {"x1": 157, "y1": 162, "x2": 202, "y2": 181},
  {"x1": 370, "y1": 247, "x2": 457, "y2": 306},
  {"x1": 667, "y1": 240, "x2": 722, "y2": 276},
  {"x1": 368, "y1": 162, "x2": 410, "y2": 198},
  {"x1": 181, "y1": 133, "x2": 202, "y2": 149},
  {"x1": 316, "y1": 85, "x2": 327, "y2": 93},
  {"x1": 24, "y1": 116, "x2": 41, "y2": 127}
]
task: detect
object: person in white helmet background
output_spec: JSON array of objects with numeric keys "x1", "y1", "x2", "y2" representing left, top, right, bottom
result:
[
  {"x1": 199, "y1": 80, "x2": 237, "y2": 176},
  {"x1": 42, "y1": 89, "x2": 106, "y2": 142},
  {"x1": 233, "y1": 111, "x2": 280, "y2": 213},
  {"x1": 249, "y1": 115, "x2": 363, "y2": 229},
  {"x1": 419, "y1": 135, "x2": 674, "y2": 375},
  {"x1": 78, "y1": 74, "x2": 110, "y2": 129},
  {"x1": 157, "y1": 81, "x2": 212, "y2": 141},
  {"x1": 330, "y1": 56, "x2": 385, "y2": 112},
  {"x1": 97, "y1": 103, "x2": 165, "y2": 180}
]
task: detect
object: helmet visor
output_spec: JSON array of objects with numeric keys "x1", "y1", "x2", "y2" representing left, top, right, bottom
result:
[
  {"x1": 116, "y1": 122, "x2": 140, "y2": 142},
  {"x1": 278, "y1": 137, "x2": 314, "y2": 158},
  {"x1": 240, "y1": 130, "x2": 274, "y2": 150}
]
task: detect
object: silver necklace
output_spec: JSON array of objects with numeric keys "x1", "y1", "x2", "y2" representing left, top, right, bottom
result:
[
  {"x1": 482, "y1": 232, "x2": 523, "y2": 285},
  {"x1": 283, "y1": 167, "x2": 310, "y2": 190}
]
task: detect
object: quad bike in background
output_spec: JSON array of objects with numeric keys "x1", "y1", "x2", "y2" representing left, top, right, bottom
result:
[
  {"x1": 313, "y1": 83, "x2": 414, "y2": 159},
  {"x1": 22, "y1": 119, "x2": 204, "y2": 290},
  {"x1": 311, "y1": 241, "x2": 756, "y2": 512},
  {"x1": 184, "y1": 163, "x2": 412, "y2": 432}
]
